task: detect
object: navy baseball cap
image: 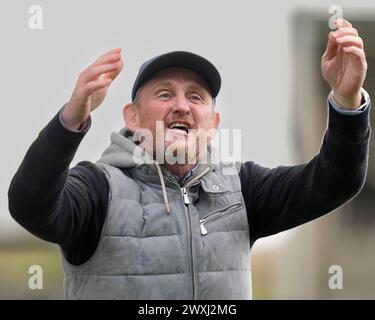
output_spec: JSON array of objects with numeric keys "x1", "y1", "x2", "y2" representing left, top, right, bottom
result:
[{"x1": 131, "y1": 51, "x2": 221, "y2": 101}]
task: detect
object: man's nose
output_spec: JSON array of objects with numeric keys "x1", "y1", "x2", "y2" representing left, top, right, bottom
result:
[{"x1": 172, "y1": 95, "x2": 190, "y2": 115}]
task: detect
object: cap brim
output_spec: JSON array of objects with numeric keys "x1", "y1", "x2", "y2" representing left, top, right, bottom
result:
[{"x1": 131, "y1": 51, "x2": 221, "y2": 100}]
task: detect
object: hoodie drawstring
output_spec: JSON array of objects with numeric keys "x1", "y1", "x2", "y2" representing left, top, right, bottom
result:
[{"x1": 155, "y1": 162, "x2": 171, "y2": 214}]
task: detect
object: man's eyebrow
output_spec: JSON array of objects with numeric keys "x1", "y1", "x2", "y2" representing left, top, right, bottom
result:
[
  {"x1": 150, "y1": 80, "x2": 210, "y2": 96},
  {"x1": 150, "y1": 81, "x2": 174, "y2": 90},
  {"x1": 186, "y1": 84, "x2": 208, "y2": 94}
]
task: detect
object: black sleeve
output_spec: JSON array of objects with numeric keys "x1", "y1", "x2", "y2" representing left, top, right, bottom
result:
[
  {"x1": 8, "y1": 110, "x2": 109, "y2": 265},
  {"x1": 239, "y1": 101, "x2": 371, "y2": 246}
]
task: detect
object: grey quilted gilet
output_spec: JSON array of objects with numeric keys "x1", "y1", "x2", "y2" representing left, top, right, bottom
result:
[{"x1": 62, "y1": 151, "x2": 252, "y2": 300}]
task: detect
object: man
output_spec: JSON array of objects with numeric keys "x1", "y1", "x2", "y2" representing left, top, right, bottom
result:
[{"x1": 8, "y1": 19, "x2": 370, "y2": 299}]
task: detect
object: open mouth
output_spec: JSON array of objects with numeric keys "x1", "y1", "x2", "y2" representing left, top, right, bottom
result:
[{"x1": 167, "y1": 121, "x2": 193, "y2": 134}]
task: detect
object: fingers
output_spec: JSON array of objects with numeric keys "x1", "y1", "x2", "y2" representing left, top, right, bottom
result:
[
  {"x1": 79, "y1": 78, "x2": 113, "y2": 96},
  {"x1": 72, "y1": 48, "x2": 124, "y2": 104},
  {"x1": 91, "y1": 48, "x2": 122, "y2": 67},
  {"x1": 91, "y1": 51, "x2": 122, "y2": 69},
  {"x1": 324, "y1": 21, "x2": 364, "y2": 58},
  {"x1": 336, "y1": 35, "x2": 364, "y2": 49},
  {"x1": 334, "y1": 18, "x2": 352, "y2": 28},
  {"x1": 332, "y1": 20, "x2": 363, "y2": 49},
  {"x1": 103, "y1": 59, "x2": 124, "y2": 81},
  {"x1": 332, "y1": 27, "x2": 358, "y2": 38},
  {"x1": 342, "y1": 46, "x2": 367, "y2": 65},
  {"x1": 79, "y1": 62, "x2": 122, "y2": 84},
  {"x1": 79, "y1": 48, "x2": 124, "y2": 86}
]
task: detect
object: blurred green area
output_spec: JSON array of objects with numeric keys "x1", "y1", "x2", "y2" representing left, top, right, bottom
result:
[{"x1": 0, "y1": 236, "x2": 64, "y2": 299}]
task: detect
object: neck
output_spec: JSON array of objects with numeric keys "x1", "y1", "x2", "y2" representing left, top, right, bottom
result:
[{"x1": 162, "y1": 163, "x2": 196, "y2": 179}]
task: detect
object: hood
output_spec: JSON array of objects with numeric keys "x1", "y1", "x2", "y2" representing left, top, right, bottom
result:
[
  {"x1": 97, "y1": 127, "x2": 153, "y2": 168},
  {"x1": 97, "y1": 126, "x2": 172, "y2": 214}
]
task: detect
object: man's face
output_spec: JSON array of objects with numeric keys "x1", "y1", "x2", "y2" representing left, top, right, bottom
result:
[{"x1": 124, "y1": 67, "x2": 220, "y2": 164}]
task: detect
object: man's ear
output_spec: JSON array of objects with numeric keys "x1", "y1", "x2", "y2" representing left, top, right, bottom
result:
[
  {"x1": 212, "y1": 111, "x2": 220, "y2": 130},
  {"x1": 123, "y1": 102, "x2": 140, "y2": 132}
]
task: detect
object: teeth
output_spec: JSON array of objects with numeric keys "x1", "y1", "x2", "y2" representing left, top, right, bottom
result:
[{"x1": 169, "y1": 122, "x2": 189, "y2": 130}]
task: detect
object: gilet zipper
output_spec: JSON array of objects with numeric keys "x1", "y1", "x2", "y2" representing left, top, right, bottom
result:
[
  {"x1": 181, "y1": 166, "x2": 210, "y2": 300},
  {"x1": 199, "y1": 202, "x2": 242, "y2": 235}
]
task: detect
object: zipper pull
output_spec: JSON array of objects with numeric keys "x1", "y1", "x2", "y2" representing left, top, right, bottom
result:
[
  {"x1": 182, "y1": 187, "x2": 190, "y2": 204},
  {"x1": 200, "y1": 220, "x2": 208, "y2": 235}
]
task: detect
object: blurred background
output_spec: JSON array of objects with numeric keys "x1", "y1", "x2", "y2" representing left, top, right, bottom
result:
[{"x1": 0, "y1": 0, "x2": 374, "y2": 299}]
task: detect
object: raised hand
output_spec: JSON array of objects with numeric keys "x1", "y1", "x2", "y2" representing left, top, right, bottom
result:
[
  {"x1": 321, "y1": 19, "x2": 367, "y2": 109},
  {"x1": 62, "y1": 48, "x2": 124, "y2": 130}
]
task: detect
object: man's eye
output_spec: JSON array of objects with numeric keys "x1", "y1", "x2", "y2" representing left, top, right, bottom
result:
[
  {"x1": 158, "y1": 92, "x2": 172, "y2": 99},
  {"x1": 190, "y1": 94, "x2": 202, "y2": 102}
]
